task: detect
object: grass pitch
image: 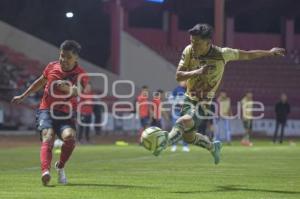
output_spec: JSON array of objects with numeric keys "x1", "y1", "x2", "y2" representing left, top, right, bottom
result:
[{"x1": 0, "y1": 141, "x2": 299, "y2": 199}]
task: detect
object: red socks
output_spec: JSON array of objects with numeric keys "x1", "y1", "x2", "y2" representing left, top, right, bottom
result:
[
  {"x1": 40, "y1": 138, "x2": 75, "y2": 172},
  {"x1": 40, "y1": 140, "x2": 54, "y2": 173},
  {"x1": 57, "y1": 139, "x2": 75, "y2": 169}
]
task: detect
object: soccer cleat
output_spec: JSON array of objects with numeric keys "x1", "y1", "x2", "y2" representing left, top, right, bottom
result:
[
  {"x1": 153, "y1": 148, "x2": 163, "y2": 156},
  {"x1": 182, "y1": 146, "x2": 190, "y2": 152},
  {"x1": 153, "y1": 143, "x2": 167, "y2": 156},
  {"x1": 171, "y1": 145, "x2": 177, "y2": 152},
  {"x1": 211, "y1": 141, "x2": 222, "y2": 165},
  {"x1": 55, "y1": 162, "x2": 67, "y2": 184},
  {"x1": 41, "y1": 170, "x2": 51, "y2": 186},
  {"x1": 152, "y1": 132, "x2": 168, "y2": 156}
]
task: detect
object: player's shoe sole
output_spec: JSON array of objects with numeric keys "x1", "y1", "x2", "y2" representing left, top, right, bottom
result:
[
  {"x1": 41, "y1": 171, "x2": 51, "y2": 186},
  {"x1": 211, "y1": 141, "x2": 222, "y2": 165}
]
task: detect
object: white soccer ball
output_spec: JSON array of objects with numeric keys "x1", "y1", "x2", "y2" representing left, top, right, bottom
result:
[
  {"x1": 140, "y1": 126, "x2": 168, "y2": 155},
  {"x1": 54, "y1": 139, "x2": 63, "y2": 148}
]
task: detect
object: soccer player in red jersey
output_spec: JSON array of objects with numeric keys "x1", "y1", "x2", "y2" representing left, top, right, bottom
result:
[
  {"x1": 137, "y1": 86, "x2": 150, "y2": 130},
  {"x1": 11, "y1": 40, "x2": 89, "y2": 186},
  {"x1": 151, "y1": 89, "x2": 169, "y2": 128},
  {"x1": 151, "y1": 89, "x2": 163, "y2": 128},
  {"x1": 136, "y1": 86, "x2": 151, "y2": 141}
]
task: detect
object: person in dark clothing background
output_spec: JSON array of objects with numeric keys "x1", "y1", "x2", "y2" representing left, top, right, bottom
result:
[
  {"x1": 93, "y1": 102, "x2": 103, "y2": 136},
  {"x1": 273, "y1": 93, "x2": 290, "y2": 144}
]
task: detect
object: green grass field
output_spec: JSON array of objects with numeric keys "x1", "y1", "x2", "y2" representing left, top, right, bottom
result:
[{"x1": 0, "y1": 141, "x2": 299, "y2": 199}]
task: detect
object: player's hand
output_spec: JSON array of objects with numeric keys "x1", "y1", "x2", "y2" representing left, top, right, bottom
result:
[
  {"x1": 11, "y1": 95, "x2": 25, "y2": 104},
  {"x1": 56, "y1": 80, "x2": 70, "y2": 86},
  {"x1": 55, "y1": 80, "x2": 72, "y2": 93},
  {"x1": 193, "y1": 65, "x2": 207, "y2": 75},
  {"x1": 270, "y1": 48, "x2": 285, "y2": 57},
  {"x1": 194, "y1": 64, "x2": 214, "y2": 75}
]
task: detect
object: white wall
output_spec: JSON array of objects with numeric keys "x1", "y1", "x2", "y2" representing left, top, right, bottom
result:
[{"x1": 120, "y1": 31, "x2": 177, "y2": 93}]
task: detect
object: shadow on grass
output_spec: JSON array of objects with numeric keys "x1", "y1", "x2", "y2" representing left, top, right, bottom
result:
[
  {"x1": 44, "y1": 185, "x2": 56, "y2": 188},
  {"x1": 172, "y1": 185, "x2": 300, "y2": 195},
  {"x1": 66, "y1": 183, "x2": 155, "y2": 189}
]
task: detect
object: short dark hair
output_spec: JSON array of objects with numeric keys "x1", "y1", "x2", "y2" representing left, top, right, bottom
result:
[
  {"x1": 154, "y1": 89, "x2": 163, "y2": 97},
  {"x1": 60, "y1": 40, "x2": 81, "y2": 55},
  {"x1": 157, "y1": 89, "x2": 163, "y2": 94},
  {"x1": 188, "y1": 23, "x2": 213, "y2": 39},
  {"x1": 142, "y1": 85, "x2": 148, "y2": 90}
]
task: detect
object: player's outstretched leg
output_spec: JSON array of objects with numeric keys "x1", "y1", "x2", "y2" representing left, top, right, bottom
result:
[
  {"x1": 55, "y1": 128, "x2": 76, "y2": 184},
  {"x1": 185, "y1": 132, "x2": 222, "y2": 165},
  {"x1": 40, "y1": 129, "x2": 55, "y2": 186},
  {"x1": 153, "y1": 115, "x2": 193, "y2": 156},
  {"x1": 168, "y1": 115, "x2": 195, "y2": 144},
  {"x1": 211, "y1": 140, "x2": 222, "y2": 165},
  {"x1": 152, "y1": 124, "x2": 184, "y2": 156}
]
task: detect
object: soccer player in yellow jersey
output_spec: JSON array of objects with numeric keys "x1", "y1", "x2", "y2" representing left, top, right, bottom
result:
[
  {"x1": 241, "y1": 92, "x2": 254, "y2": 146},
  {"x1": 155, "y1": 23, "x2": 285, "y2": 164},
  {"x1": 217, "y1": 91, "x2": 232, "y2": 145}
]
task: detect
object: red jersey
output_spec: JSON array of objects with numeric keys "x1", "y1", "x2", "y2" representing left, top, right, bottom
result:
[
  {"x1": 137, "y1": 94, "x2": 149, "y2": 118},
  {"x1": 79, "y1": 92, "x2": 94, "y2": 115},
  {"x1": 152, "y1": 98, "x2": 161, "y2": 120},
  {"x1": 39, "y1": 61, "x2": 89, "y2": 113}
]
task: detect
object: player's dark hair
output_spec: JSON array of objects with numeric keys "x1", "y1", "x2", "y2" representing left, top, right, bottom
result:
[
  {"x1": 157, "y1": 89, "x2": 163, "y2": 94},
  {"x1": 189, "y1": 23, "x2": 213, "y2": 40},
  {"x1": 60, "y1": 40, "x2": 81, "y2": 55},
  {"x1": 154, "y1": 89, "x2": 163, "y2": 97},
  {"x1": 142, "y1": 85, "x2": 148, "y2": 90}
]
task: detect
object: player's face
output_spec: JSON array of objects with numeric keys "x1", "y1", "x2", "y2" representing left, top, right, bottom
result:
[
  {"x1": 281, "y1": 94, "x2": 287, "y2": 102},
  {"x1": 246, "y1": 92, "x2": 253, "y2": 99},
  {"x1": 190, "y1": 36, "x2": 211, "y2": 55},
  {"x1": 59, "y1": 50, "x2": 78, "y2": 71},
  {"x1": 142, "y1": 89, "x2": 148, "y2": 97}
]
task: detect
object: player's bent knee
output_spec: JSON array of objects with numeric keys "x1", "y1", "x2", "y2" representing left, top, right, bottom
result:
[
  {"x1": 176, "y1": 115, "x2": 194, "y2": 131},
  {"x1": 41, "y1": 129, "x2": 55, "y2": 142},
  {"x1": 61, "y1": 128, "x2": 75, "y2": 141},
  {"x1": 62, "y1": 133, "x2": 75, "y2": 141},
  {"x1": 182, "y1": 132, "x2": 196, "y2": 144}
]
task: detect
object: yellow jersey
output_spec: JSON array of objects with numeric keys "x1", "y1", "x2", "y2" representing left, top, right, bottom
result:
[
  {"x1": 241, "y1": 96, "x2": 253, "y2": 120},
  {"x1": 178, "y1": 45, "x2": 239, "y2": 102}
]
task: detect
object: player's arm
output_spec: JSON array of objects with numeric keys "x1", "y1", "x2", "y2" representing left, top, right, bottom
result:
[
  {"x1": 176, "y1": 46, "x2": 213, "y2": 81},
  {"x1": 176, "y1": 64, "x2": 211, "y2": 82},
  {"x1": 238, "y1": 47, "x2": 285, "y2": 60},
  {"x1": 11, "y1": 75, "x2": 47, "y2": 104}
]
